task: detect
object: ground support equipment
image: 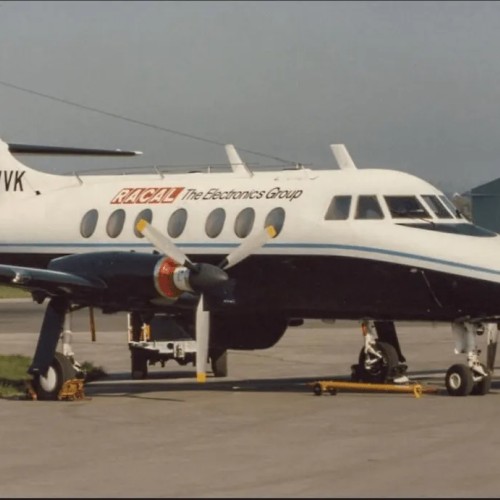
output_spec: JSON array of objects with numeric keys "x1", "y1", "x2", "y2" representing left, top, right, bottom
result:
[{"x1": 310, "y1": 379, "x2": 439, "y2": 398}]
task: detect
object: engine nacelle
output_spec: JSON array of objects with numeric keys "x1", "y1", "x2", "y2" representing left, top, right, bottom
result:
[{"x1": 48, "y1": 251, "x2": 228, "y2": 309}]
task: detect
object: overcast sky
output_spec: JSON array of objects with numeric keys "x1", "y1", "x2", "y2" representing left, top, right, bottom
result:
[{"x1": 1, "y1": 1, "x2": 499, "y2": 193}]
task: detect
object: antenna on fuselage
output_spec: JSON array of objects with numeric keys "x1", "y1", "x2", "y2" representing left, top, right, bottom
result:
[
  {"x1": 225, "y1": 144, "x2": 253, "y2": 177},
  {"x1": 330, "y1": 144, "x2": 357, "y2": 170}
]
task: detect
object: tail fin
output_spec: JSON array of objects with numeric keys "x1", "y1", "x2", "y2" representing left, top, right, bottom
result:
[{"x1": 0, "y1": 138, "x2": 71, "y2": 197}]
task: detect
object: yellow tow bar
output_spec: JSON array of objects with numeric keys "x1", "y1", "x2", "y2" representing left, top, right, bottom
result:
[{"x1": 310, "y1": 380, "x2": 439, "y2": 398}]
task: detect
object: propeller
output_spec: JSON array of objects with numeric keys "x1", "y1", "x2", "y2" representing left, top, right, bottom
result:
[{"x1": 137, "y1": 219, "x2": 277, "y2": 382}]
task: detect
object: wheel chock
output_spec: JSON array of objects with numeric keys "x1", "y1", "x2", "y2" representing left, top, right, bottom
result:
[
  {"x1": 310, "y1": 380, "x2": 439, "y2": 398},
  {"x1": 58, "y1": 378, "x2": 86, "y2": 401},
  {"x1": 25, "y1": 378, "x2": 87, "y2": 401},
  {"x1": 25, "y1": 380, "x2": 38, "y2": 401}
]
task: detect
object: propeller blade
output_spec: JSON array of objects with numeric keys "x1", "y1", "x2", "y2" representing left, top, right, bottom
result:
[
  {"x1": 219, "y1": 225, "x2": 277, "y2": 270},
  {"x1": 136, "y1": 219, "x2": 195, "y2": 270},
  {"x1": 195, "y1": 294, "x2": 210, "y2": 383},
  {"x1": 28, "y1": 297, "x2": 68, "y2": 376}
]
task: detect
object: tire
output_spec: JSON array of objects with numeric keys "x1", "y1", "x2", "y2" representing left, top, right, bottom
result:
[
  {"x1": 210, "y1": 349, "x2": 228, "y2": 378},
  {"x1": 471, "y1": 364, "x2": 492, "y2": 396},
  {"x1": 131, "y1": 348, "x2": 148, "y2": 379},
  {"x1": 357, "y1": 341, "x2": 399, "y2": 383},
  {"x1": 32, "y1": 352, "x2": 76, "y2": 401},
  {"x1": 313, "y1": 383, "x2": 323, "y2": 396},
  {"x1": 445, "y1": 364, "x2": 474, "y2": 396}
]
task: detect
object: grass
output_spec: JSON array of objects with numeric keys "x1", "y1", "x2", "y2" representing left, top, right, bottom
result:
[
  {"x1": 0, "y1": 354, "x2": 107, "y2": 398},
  {"x1": 0, "y1": 285, "x2": 30, "y2": 299},
  {"x1": 0, "y1": 354, "x2": 31, "y2": 397}
]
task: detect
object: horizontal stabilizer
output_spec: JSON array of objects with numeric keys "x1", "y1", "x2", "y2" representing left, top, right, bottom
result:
[
  {"x1": 8, "y1": 143, "x2": 142, "y2": 156},
  {"x1": 330, "y1": 144, "x2": 357, "y2": 170}
]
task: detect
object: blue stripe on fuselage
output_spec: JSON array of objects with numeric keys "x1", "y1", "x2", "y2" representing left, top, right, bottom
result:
[{"x1": 2, "y1": 241, "x2": 500, "y2": 278}]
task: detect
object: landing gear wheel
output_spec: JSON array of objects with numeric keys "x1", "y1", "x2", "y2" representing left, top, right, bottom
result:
[
  {"x1": 131, "y1": 348, "x2": 148, "y2": 379},
  {"x1": 357, "y1": 341, "x2": 399, "y2": 383},
  {"x1": 471, "y1": 364, "x2": 492, "y2": 396},
  {"x1": 210, "y1": 349, "x2": 228, "y2": 378},
  {"x1": 31, "y1": 352, "x2": 76, "y2": 401},
  {"x1": 445, "y1": 363, "x2": 474, "y2": 396}
]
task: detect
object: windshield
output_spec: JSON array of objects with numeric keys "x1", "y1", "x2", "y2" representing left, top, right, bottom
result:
[
  {"x1": 421, "y1": 195, "x2": 454, "y2": 219},
  {"x1": 384, "y1": 196, "x2": 430, "y2": 219},
  {"x1": 439, "y1": 195, "x2": 462, "y2": 219}
]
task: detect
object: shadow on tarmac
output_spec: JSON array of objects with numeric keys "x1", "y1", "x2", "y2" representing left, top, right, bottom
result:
[
  {"x1": 79, "y1": 363, "x2": 500, "y2": 400},
  {"x1": 82, "y1": 368, "x2": 481, "y2": 399}
]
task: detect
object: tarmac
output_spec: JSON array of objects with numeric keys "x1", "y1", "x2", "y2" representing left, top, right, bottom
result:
[{"x1": 1, "y1": 299, "x2": 500, "y2": 498}]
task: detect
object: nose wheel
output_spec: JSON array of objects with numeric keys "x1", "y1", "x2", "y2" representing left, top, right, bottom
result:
[
  {"x1": 445, "y1": 364, "x2": 474, "y2": 396},
  {"x1": 445, "y1": 321, "x2": 497, "y2": 396}
]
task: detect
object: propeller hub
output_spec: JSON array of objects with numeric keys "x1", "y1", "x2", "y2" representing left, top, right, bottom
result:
[{"x1": 189, "y1": 263, "x2": 228, "y2": 292}]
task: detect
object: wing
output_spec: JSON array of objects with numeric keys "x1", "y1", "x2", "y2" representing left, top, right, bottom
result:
[{"x1": 0, "y1": 264, "x2": 106, "y2": 297}]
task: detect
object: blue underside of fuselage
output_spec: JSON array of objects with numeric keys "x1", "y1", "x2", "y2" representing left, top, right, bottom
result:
[{"x1": 1, "y1": 250, "x2": 500, "y2": 322}]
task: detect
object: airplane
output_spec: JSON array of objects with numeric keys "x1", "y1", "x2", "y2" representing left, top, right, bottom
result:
[{"x1": 0, "y1": 136, "x2": 499, "y2": 400}]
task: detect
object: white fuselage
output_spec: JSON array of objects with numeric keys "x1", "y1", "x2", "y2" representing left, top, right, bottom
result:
[{"x1": 1, "y1": 139, "x2": 500, "y2": 292}]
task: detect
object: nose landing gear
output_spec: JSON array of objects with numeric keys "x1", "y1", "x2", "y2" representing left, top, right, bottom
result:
[{"x1": 445, "y1": 321, "x2": 497, "y2": 397}]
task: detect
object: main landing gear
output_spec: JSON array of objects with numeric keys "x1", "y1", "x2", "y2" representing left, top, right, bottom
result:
[
  {"x1": 351, "y1": 320, "x2": 409, "y2": 384},
  {"x1": 445, "y1": 321, "x2": 498, "y2": 397},
  {"x1": 29, "y1": 311, "x2": 85, "y2": 401}
]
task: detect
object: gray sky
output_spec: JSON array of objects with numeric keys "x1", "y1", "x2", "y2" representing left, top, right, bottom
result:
[{"x1": 1, "y1": 1, "x2": 500, "y2": 193}]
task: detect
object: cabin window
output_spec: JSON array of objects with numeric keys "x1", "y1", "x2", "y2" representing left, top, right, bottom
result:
[
  {"x1": 234, "y1": 207, "x2": 255, "y2": 238},
  {"x1": 205, "y1": 208, "x2": 226, "y2": 238},
  {"x1": 106, "y1": 209, "x2": 126, "y2": 238},
  {"x1": 167, "y1": 208, "x2": 188, "y2": 238},
  {"x1": 80, "y1": 209, "x2": 99, "y2": 238},
  {"x1": 384, "y1": 196, "x2": 429, "y2": 219},
  {"x1": 421, "y1": 195, "x2": 453, "y2": 219},
  {"x1": 264, "y1": 207, "x2": 285, "y2": 235},
  {"x1": 355, "y1": 196, "x2": 384, "y2": 220},
  {"x1": 134, "y1": 209, "x2": 153, "y2": 238},
  {"x1": 325, "y1": 196, "x2": 351, "y2": 220}
]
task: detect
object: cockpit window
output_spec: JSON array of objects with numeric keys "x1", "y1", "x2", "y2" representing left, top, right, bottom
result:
[
  {"x1": 439, "y1": 195, "x2": 462, "y2": 219},
  {"x1": 384, "y1": 196, "x2": 430, "y2": 219},
  {"x1": 421, "y1": 195, "x2": 453, "y2": 219},
  {"x1": 355, "y1": 196, "x2": 384, "y2": 220},
  {"x1": 325, "y1": 195, "x2": 351, "y2": 220}
]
